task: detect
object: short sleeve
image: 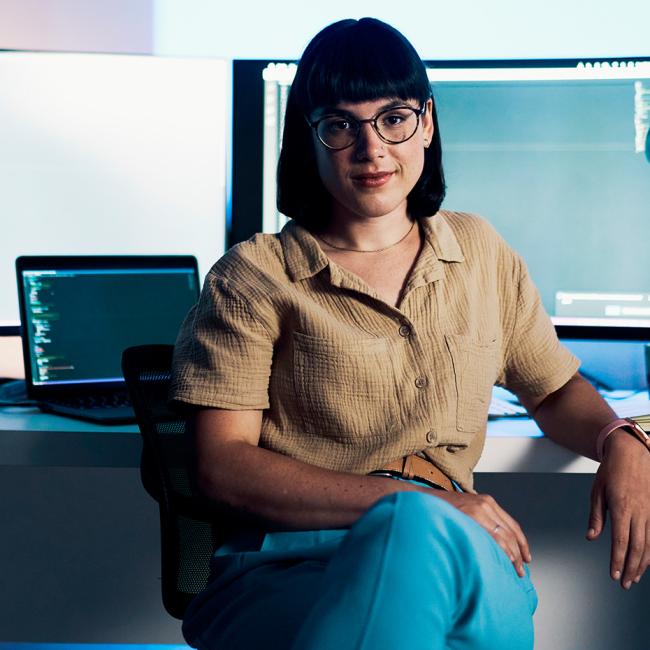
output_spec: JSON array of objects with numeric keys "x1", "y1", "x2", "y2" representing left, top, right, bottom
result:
[
  {"x1": 169, "y1": 271, "x2": 275, "y2": 410},
  {"x1": 499, "y1": 254, "x2": 580, "y2": 398}
]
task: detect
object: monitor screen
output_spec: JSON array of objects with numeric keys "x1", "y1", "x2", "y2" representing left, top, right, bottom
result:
[
  {"x1": 0, "y1": 51, "x2": 228, "y2": 330},
  {"x1": 234, "y1": 58, "x2": 650, "y2": 340},
  {"x1": 16, "y1": 257, "x2": 199, "y2": 388}
]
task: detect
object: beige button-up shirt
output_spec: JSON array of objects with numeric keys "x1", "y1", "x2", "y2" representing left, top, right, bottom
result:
[{"x1": 170, "y1": 211, "x2": 579, "y2": 491}]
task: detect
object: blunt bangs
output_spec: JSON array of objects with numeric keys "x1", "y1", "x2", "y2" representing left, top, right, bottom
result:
[{"x1": 295, "y1": 19, "x2": 432, "y2": 115}]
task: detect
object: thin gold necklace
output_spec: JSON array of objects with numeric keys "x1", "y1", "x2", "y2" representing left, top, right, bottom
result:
[{"x1": 316, "y1": 220, "x2": 416, "y2": 253}]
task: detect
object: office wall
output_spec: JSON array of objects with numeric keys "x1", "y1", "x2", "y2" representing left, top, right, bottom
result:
[
  {"x1": 0, "y1": 52, "x2": 228, "y2": 325},
  {"x1": 0, "y1": 337, "x2": 22, "y2": 378},
  {"x1": 4, "y1": 0, "x2": 647, "y2": 60},
  {"x1": 0, "y1": 2, "x2": 227, "y2": 329},
  {"x1": 0, "y1": 0, "x2": 154, "y2": 335},
  {"x1": 153, "y1": 0, "x2": 650, "y2": 59},
  {"x1": 0, "y1": 0, "x2": 153, "y2": 53}
]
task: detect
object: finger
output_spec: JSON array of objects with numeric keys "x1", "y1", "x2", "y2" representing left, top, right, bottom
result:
[
  {"x1": 491, "y1": 522, "x2": 526, "y2": 577},
  {"x1": 473, "y1": 494, "x2": 526, "y2": 576},
  {"x1": 498, "y1": 508, "x2": 532, "y2": 563},
  {"x1": 622, "y1": 518, "x2": 647, "y2": 589},
  {"x1": 609, "y1": 509, "x2": 631, "y2": 584},
  {"x1": 587, "y1": 480, "x2": 607, "y2": 541},
  {"x1": 635, "y1": 522, "x2": 650, "y2": 584},
  {"x1": 477, "y1": 493, "x2": 531, "y2": 563}
]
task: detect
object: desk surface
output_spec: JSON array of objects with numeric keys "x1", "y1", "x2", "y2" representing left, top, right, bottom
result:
[
  {"x1": 0, "y1": 407, "x2": 141, "y2": 467},
  {"x1": 0, "y1": 405, "x2": 602, "y2": 473}
]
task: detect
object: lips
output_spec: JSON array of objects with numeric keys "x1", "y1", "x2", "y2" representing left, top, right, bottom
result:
[{"x1": 351, "y1": 171, "x2": 394, "y2": 188}]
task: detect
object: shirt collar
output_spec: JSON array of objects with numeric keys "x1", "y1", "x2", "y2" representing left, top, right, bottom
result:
[
  {"x1": 420, "y1": 212, "x2": 465, "y2": 263},
  {"x1": 279, "y1": 212, "x2": 464, "y2": 283},
  {"x1": 280, "y1": 220, "x2": 330, "y2": 281}
]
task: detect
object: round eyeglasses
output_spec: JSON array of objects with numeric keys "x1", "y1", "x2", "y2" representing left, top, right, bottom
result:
[{"x1": 308, "y1": 104, "x2": 426, "y2": 151}]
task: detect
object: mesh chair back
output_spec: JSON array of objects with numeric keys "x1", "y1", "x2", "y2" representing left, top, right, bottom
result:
[{"x1": 122, "y1": 344, "x2": 223, "y2": 619}]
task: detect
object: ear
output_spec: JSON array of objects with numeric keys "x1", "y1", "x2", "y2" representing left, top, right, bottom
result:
[{"x1": 421, "y1": 98, "x2": 434, "y2": 146}]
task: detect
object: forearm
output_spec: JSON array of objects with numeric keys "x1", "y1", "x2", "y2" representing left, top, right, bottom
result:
[
  {"x1": 196, "y1": 439, "x2": 428, "y2": 531},
  {"x1": 191, "y1": 411, "x2": 533, "y2": 576},
  {"x1": 524, "y1": 373, "x2": 650, "y2": 588},
  {"x1": 528, "y1": 373, "x2": 618, "y2": 460}
]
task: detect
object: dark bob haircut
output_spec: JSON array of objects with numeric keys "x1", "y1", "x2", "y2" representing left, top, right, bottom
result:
[{"x1": 277, "y1": 17, "x2": 446, "y2": 231}]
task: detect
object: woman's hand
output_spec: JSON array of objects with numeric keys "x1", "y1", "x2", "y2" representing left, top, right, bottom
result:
[
  {"x1": 436, "y1": 491, "x2": 532, "y2": 577},
  {"x1": 586, "y1": 430, "x2": 650, "y2": 589}
]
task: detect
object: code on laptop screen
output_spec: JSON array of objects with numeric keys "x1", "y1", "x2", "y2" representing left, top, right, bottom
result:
[{"x1": 22, "y1": 268, "x2": 198, "y2": 385}]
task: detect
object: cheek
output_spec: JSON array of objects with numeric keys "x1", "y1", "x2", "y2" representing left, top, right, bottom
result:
[
  {"x1": 404, "y1": 147, "x2": 426, "y2": 186},
  {"x1": 410, "y1": 143, "x2": 426, "y2": 171},
  {"x1": 314, "y1": 149, "x2": 346, "y2": 195}
]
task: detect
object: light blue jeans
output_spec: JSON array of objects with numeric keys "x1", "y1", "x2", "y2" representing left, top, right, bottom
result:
[{"x1": 183, "y1": 489, "x2": 537, "y2": 649}]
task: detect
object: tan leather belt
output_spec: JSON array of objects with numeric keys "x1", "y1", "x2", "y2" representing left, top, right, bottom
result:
[{"x1": 369, "y1": 454, "x2": 453, "y2": 491}]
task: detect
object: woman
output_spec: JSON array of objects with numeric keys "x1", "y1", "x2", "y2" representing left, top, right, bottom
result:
[{"x1": 170, "y1": 18, "x2": 650, "y2": 650}]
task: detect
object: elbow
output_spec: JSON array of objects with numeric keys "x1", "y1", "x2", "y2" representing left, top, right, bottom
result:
[
  {"x1": 194, "y1": 439, "x2": 256, "y2": 513},
  {"x1": 195, "y1": 452, "x2": 231, "y2": 506}
]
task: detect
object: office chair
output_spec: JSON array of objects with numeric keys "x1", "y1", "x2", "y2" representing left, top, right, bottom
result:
[{"x1": 122, "y1": 344, "x2": 224, "y2": 619}]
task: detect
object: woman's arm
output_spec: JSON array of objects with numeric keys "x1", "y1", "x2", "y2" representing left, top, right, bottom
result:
[
  {"x1": 192, "y1": 407, "x2": 532, "y2": 577},
  {"x1": 518, "y1": 373, "x2": 616, "y2": 459},
  {"x1": 192, "y1": 407, "x2": 427, "y2": 530},
  {"x1": 517, "y1": 373, "x2": 650, "y2": 589}
]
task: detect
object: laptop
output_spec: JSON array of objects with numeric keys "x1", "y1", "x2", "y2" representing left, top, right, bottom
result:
[{"x1": 16, "y1": 255, "x2": 200, "y2": 424}]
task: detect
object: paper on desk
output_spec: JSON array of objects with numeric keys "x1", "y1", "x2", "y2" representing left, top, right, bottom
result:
[
  {"x1": 603, "y1": 391, "x2": 650, "y2": 431},
  {"x1": 631, "y1": 414, "x2": 650, "y2": 431}
]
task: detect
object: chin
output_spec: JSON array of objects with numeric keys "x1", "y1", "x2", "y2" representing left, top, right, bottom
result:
[
  {"x1": 355, "y1": 203, "x2": 406, "y2": 220},
  {"x1": 335, "y1": 196, "x2": 406, "y2": 221}
]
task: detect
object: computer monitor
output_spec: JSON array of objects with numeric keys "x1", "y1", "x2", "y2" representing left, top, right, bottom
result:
[
  {"x1": 233, "y1": 57, "x2": 650, "y2": 348},
  {"x1": 16, "y1": 255, "x2": 199, "y2": 394},
  {"x1": 0, "y1": 50, "x2": 228, "y2": 333}
]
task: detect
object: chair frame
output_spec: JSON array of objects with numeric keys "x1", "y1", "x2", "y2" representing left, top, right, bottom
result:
[{"x1": 122, "y1": 344, "x2": 224, "y2": 619}]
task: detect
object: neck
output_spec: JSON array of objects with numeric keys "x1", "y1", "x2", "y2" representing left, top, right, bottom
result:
[{"x1": 319, "y1": 209, "x2": 414, "y2": 253}]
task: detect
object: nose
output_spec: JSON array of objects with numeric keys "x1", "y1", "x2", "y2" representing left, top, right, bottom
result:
[{"x1": 353, "y1": 122, "x2": 385, "y2": 161}]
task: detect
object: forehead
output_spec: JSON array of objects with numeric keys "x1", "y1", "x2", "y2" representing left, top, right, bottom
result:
[{"x1": 311, "y1": 97, "x2": 416, "y2": 120}]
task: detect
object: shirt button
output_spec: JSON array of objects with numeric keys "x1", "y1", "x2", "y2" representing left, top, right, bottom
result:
[
  {"x1": 398, "y1": 324, "x2": 411, "y2": 337},
  {"x1": 425, "y1": 430, "x2": 435, "y2": 444},
  {"x1": 415, "y1": 377, "x2": 427, "y2": 389}
]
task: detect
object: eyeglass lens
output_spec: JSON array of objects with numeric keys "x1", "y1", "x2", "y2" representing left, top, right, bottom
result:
[{"x1": 316, "y1": 107, "x2": 420, "y2": 149}]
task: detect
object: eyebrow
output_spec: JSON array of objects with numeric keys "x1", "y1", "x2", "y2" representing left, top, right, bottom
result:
[{"x1": 311, "y1": 99, "x2": 416, "y2": 120}]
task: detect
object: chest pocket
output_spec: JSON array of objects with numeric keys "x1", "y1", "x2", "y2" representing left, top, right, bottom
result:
[
  {"x1": 445, "y1": 334, "x2": 499, "y2": 433},
  {"x1": 293, "y1": 331, "x2": 397, "y2": 440}
]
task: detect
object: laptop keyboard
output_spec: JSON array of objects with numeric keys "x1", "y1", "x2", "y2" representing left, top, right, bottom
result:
[
  {"x1": 488, "y1": 395, "x2": 528, "y2": 418},
  {"x1": 50, "y1": 390, "x2": 132, "y2": 410}
]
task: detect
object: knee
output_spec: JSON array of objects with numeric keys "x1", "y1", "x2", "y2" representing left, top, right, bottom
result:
[
  {"x1": 345, "y1": 492, "x2": 487, "y2": 601},
  {"x1": 369, "y1": 489, "x2": 466, "y2": 528},
  {"x1": 361, "y1": 490, "x2": 494, "y2": 562},
  {"x1": 370, "y1": 492, "x2": 534, "y2": 595}
]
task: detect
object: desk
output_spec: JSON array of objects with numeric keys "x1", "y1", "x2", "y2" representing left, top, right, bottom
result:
[
  {"x1": 4, "y1": 385, "x2": 649, "y2": 469},
  {"x1": 0, "y1": 407, "x2": 598, "y2": 472},
  {"x1": 0, "y1": 407, "x2": 140, "y2": 467},
  {"x1": 1, "y1": 408, "x2": 648, "y2": 649}
]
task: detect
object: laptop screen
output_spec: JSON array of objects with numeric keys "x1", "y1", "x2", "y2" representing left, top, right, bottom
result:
[{"x1": 16, "y1": 256, "x2": 199, "y2": 392}]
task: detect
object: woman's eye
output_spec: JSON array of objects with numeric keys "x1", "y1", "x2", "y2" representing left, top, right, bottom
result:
[
  {"x1": 381, "y1": 112, "x2": 408, "y2": 127},
  {"x1": 325, "y1": 119, "x2": 352, "y2": 132}
]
